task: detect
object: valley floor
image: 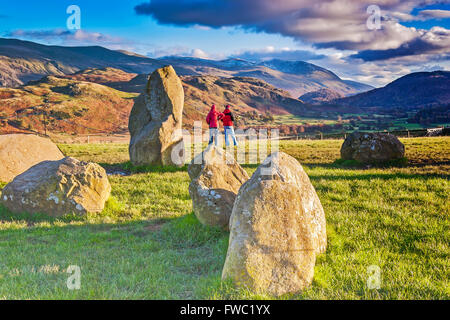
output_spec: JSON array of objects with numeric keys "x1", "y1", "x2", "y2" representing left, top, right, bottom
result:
[{"x1": 0, "y1": 137, "x2": 448, "y2": 299}]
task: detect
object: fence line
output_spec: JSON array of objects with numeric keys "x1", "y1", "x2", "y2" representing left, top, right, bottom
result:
[
  {"x1": 1, "y1": 110, "x2": 448, "y2": 140},
  {"x1": 281, "y1": 127, "x2": 448, "y2": 140}
]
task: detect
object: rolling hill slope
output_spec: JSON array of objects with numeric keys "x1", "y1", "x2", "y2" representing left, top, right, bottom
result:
[
  {"x1": 159, "y1": 56, "x2": 373, "y2": 97},
  {"x1": 0, "y1": 75, "x2": 137, "y2": 135},
  {"x1": 335, "y1": 71, "x2": 450, "y2": 109},
  {"x1": 0, "y1": 38, "x2": 373, "y2": 97},
  {"x1": 0, "y1": 38, "x2": 162, "y2": 87},
  {"x1": 0, "y1": 68, "x2": 313, "y2": 134}
]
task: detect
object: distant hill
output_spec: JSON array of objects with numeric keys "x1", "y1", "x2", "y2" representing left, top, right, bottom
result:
[
  {"x1": 158, "y1": 56, "x2": 374, "y2": 97},
  {"x1": 0, "y1": 68, "x2": 314, "y2": 134},
  {"x1": 0, "y1": 75, "x2": 136, "y2": 135},
  {"x1": 182, "y1": 75, "x2": 309, "y2": 127},
  {"x1": 0, "y1": 38, "x2": 162, "y2": 87},
  {"x1": 0, "y1": 38, "x2": 373, "y2": 97},
  {"x1": 299, "y1": 88, "x2": 344, "y2": 104},
  {"x1": 336, "y1": 71, "x2": 450, "y2": 109},
  {"x1": 66, "y1": 68, "x2": 311, "y2": 126}
]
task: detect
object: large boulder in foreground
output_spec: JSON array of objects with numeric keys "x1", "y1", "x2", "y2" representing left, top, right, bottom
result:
[
  {"x1": 188, "y1": 145, "x2": 249, "y2": 229},
  {"x1": 1, "y1": 157, "x2": 111, "y2": 217},
  {"x1": 341, "y1": 132, "x2": 405, "y2": 163},
  {"x1": 222, "y1": 152, "x2": 326, "y2": 296},
  {"x1": 129, "y1": 65, "x2": 184, "y2": 166},
  {"x1": 0, "y1": 134, "x2": 64, "y2": 182}
]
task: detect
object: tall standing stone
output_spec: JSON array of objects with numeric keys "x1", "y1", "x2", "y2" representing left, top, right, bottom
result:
[
  {"x1": 129, "y1": 65, "x2": 184, "y2": 166},
  {"x1": 222, "y1": 152, "x2": 327, "y2": 296}
]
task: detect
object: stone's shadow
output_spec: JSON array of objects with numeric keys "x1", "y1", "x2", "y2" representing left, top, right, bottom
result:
[
  {"x1": 308, "y1": 171, "x2": 450, "y2": 181},
  {"x1": 100, "y1": 161, "x2": 188, "y2": 175},
  {"x1": 0, "y1": 205, "x2": 227, "y2": 253},
  {"x1": 0, "y1": 203, "x2": 86, "y2": 225}
]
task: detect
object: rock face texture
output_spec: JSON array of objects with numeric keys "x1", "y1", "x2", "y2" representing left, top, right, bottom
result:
[
  {"x1": 222, "y1": 152, "x2": 327, "y2": 296},
  {"x1": 1, "y1": 157, "x2": 111, "y2": 217},
  {"x1": 0, "y1": 134, "x2": 64, "y2": 182},
  {"x1": 129, "y1": 65, "x2": 184, "y2": 166},
  {"x1": 188, "y1": 145, "x2": 249, "y2": 229},
  {"x1": 341, "y1": 132, "x2": 405, "y2": 163}
]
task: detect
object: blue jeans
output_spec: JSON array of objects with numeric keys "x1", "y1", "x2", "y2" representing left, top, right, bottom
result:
[
  {"x1": 208, "y1": 128, "x2": 219, "y2": 146},
  {"x1": 224, "y1": 126, "x2": 238, "y2": 146}
]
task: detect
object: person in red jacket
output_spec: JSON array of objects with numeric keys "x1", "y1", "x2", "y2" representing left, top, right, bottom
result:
[
  {"x1": 221, "y1": 105, "x2": 238, "y2": 146},
  {"x1": 206, "y1": 104, "x2": 223, "y2": 145}
]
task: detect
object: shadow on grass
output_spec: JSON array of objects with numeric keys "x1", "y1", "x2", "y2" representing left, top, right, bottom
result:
[
  {"x1": 333, "y1": 157, "x2": 409, "y2": 168},
  {"x1": 309, "y1": 170, "x2": 449, "y2": 181},
  {"x1": 100, "y1": 161, "x2": 188, "y2": 175},
  {"x1": 0, "y1": 207, "x2": 229, "y2": 299},
  {"x1": 0, "y1": 202, "x2": 228, "y2": 256},
  {"x1": 0, "y1": 203, "x2": 86, "y2": 225}
]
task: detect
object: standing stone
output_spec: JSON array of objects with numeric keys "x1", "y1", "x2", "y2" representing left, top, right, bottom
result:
[
  {"x1": 341, "y1": 132, "x2": 405, "y2": 163},
  {"x1": 222, "y1": 152, "x2": 327, "y2": 296},
  {"x1": 0, "y1": 134, "x2": 64, "y2": 182},
  {"x1": 188, "y1": 145, "x2": 249, "y2": 229},
  {"x1": 1, "y1": 157, "x2": 111, "y2": 217},
  {"x1": 129, "y1": 65, "x2": 184, "y2": 166}
]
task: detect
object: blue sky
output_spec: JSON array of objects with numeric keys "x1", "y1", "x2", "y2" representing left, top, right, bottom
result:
[{"x1": 0, "y1": 0, "x2": 449, "y2": 87}]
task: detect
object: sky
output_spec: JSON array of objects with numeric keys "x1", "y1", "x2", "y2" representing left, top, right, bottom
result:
[{"x1": 0, "y1": 0, "x2": 449, "y2": 87}]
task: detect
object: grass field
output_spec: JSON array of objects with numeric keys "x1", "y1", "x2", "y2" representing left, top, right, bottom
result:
[{"x1": 0, "y1": 137, "x2": 449, "y2": 299}]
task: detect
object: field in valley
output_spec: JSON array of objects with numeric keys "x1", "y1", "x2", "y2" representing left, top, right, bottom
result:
[{"x1": 0, "y1": 137, "x2": 448, "y2": 299}]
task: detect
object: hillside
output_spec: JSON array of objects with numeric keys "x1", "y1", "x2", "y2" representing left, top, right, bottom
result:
[
  {"x1": 336, "y1": 71, "x2": 450, "y2": 109},
  {"x1": 0, "y1": 68, "x2": 312, "y2": 134},
  {"x1": 159, "y1": 57, "x2": 373, "y2": 97},
  {"x1": 181, "y1": 75, "x2": 308, "y2": 126},
  {"x1": 0, "y1": 38, "x2": 162, "y2": 87},
  {"x1": 0, "y1": 75, "x2": 136, "y2": 135},
  {"x1": 299, "y1": 88, "x2": 344, "y2": 104},
  {"x1": 65, "y1": 68, "x2": 311, "y2": 126},
  {"x1": 0, "y1": 38, "x2": 373, "y2": 97}
]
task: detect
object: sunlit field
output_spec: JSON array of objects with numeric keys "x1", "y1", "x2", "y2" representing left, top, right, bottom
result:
[{"x1": 0, "y1": 137, "x2": 448, "y2": 299}]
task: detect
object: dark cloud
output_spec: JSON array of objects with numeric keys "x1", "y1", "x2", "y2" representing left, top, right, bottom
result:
[
  {"x1": 135, "y1": 0, "x2": 450, "y2": 60},
  {"x1": 135, "y1": 0, "x2": 291, "y2": 27},
  {"x1": 351, "y1": 39, "x2": 440, "y2": 61},
  {"x1": 351, "y1": 27, "x2": 450, "y2": 61}
]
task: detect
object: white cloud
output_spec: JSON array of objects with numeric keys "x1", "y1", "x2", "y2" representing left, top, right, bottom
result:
[{"x1": 418, "y1": 9, "x2": 450, "y2": 20}]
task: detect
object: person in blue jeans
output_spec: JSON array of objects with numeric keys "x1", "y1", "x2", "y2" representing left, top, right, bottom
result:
[
  {"x1": 220, "y1": 105, "x2": 238, "y2": 146},
  {"x1": 206, "y1": 104, "x2": 223, "y2": 146}
]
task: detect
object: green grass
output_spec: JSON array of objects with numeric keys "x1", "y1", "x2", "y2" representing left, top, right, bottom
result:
[
  {"x1": 273, "y1": 115, "x2": 338, "y2": 126},
  {"x1": 0, "y1": 137, "x2": 449, "y2": 299}
]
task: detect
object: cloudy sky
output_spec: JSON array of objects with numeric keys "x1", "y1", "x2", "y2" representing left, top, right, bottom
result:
[{"x1": 1, "y1": 0, "x2": 449, "y2": 87}]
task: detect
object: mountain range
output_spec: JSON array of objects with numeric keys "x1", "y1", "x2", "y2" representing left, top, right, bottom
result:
[
  {"x1": 0, "y1": 37, "x2": 448, "y2": 136},
  {"x1": 0, "y1": 38, "x2": 372, "y2": 97},
  {"x1": 335, "y1": 71, "x2": 450, "y2": 109}
]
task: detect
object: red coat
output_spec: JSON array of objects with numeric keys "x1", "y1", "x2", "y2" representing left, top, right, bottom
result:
[
  {"x1": 221, "y1": 109, "x2": 234, "y2": 127},
  {"x1": 206, "y1": 106, "x2": 223, "y2": 128}
]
